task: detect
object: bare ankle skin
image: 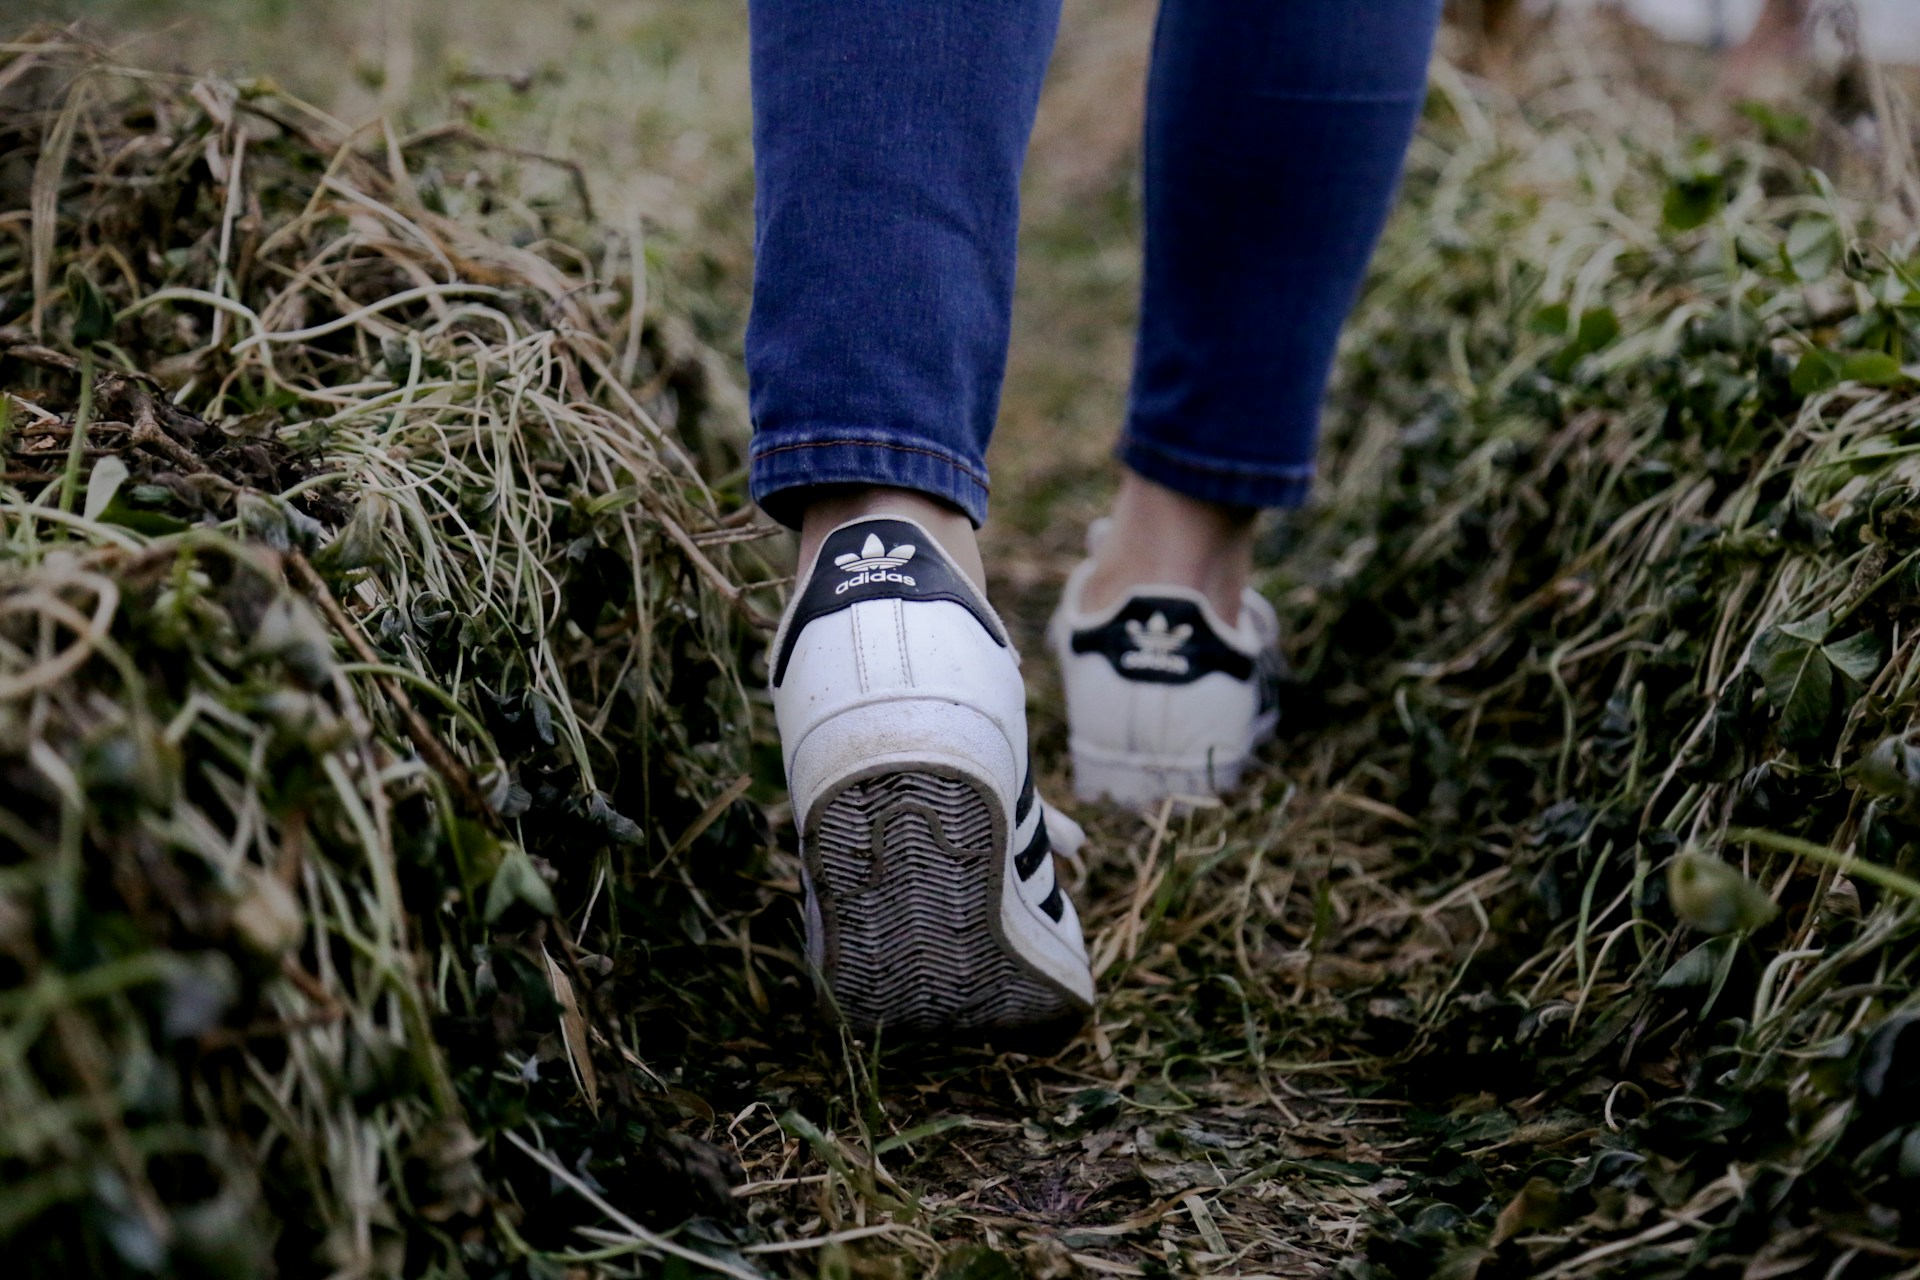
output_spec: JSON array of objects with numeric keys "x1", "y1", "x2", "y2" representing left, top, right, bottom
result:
[
  {"x1": 1080, "y1": 470, "x2": 1256, "y2": 620},
  {"x1": 797, "y1": 487, "x2": 987, "y2": 593}
]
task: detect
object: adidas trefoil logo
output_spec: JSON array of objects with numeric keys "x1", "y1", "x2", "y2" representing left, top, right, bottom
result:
[
  {"x1": 1121, "y1": 611, "x2": 1193, "y2": 675},
  {"x1": 833, "y1": 533, "x2": 918, "y2": 595}
]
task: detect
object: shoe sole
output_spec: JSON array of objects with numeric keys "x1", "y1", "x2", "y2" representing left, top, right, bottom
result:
[
  {"x1": 1069, "y1": 709, "x2": 1278, "y2": 810},
  {"x1": 804, "y1": 761, "x2": 1084, "y2": 1046}
]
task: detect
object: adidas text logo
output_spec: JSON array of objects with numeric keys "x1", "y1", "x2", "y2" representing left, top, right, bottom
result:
[
  {"x1": 1120, "y1": 611, "x2": 1192, "y2": 675},
  {"x1": 833, "y1": 533, "x2": 918, "y2": 595}
]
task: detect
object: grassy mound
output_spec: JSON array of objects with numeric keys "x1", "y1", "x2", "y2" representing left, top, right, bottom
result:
[
  {"x1": 0, "y1": 32, "x2": 773, "y2": 1277},
  {"x1": 1283, "y1": 52, "x2": 1920, "y2": 1277},
  {"x1": 12, "y1": 14, "x2": 1920, "y2": 1280}
]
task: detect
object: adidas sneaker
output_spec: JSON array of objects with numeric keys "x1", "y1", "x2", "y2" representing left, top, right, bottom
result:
[
  {"x1": 768, "y1": 516, "x2": 1094, "y2": 1041},
  {"x1": 1048, "y1": 549, "x2": 1283, "y2": 809}
]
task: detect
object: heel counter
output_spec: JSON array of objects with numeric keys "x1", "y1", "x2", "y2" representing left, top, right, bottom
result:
[
  {"x1": 772, "y1": 517, "x2": 1008, "y2": 688},
  {"x1": 1060, "y1": 651, "x2": 1165, "y2": 755},
  {"x1": 1062, "y1": 644, "x2": 1261, "y2": 759}
]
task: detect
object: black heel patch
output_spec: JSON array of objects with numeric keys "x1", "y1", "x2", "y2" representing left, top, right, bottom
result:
[
  {"x1": 1069, "y1": 597, "x2": 1254, "y2": 686},
  {"x1": 772, "y1": 518, "x2": 1007, "y2": 687}
]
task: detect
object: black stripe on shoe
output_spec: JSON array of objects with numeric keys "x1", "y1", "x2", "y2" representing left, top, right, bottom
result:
[
  {"x1": 1015, "y1": 762, "x2": 1036, "y2": 826},
  {"x1": 1037, "y1": 872, "x2": 1065, "y2": 922},
  {"x1": 1014, "y1": 815, "x2": 1051, "y2": 881}
]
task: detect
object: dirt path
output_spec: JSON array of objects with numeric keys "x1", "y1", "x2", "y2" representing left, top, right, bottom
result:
[
  {"x1": 729, "y1": 750, "x2": 1465, "y2": 1274},
  {"x1": 51, "y1": 3, "x2": 1469, "y2": 1272}
]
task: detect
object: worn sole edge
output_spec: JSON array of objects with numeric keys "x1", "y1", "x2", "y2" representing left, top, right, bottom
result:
[{"x1": 802, "y1": 758, "x2": 1087, "y2": 1048}]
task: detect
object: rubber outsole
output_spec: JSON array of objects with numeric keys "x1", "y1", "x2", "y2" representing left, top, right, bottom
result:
[{"x1": 803, "y1": 764, "x2": 1084, "y2": 1046}]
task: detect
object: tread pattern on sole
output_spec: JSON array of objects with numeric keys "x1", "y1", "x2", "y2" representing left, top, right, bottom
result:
[{"x1": 808, "y1": 770, "x2": 1074, "y2": 1036}]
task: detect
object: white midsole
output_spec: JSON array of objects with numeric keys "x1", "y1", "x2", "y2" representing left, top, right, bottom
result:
[{"x1": 1068, "y1": 738, "x2": 1256, "y2": 809}]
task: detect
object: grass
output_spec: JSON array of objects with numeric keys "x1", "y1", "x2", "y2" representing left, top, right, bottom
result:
[
  {"x1": 9, "y1": 4, "x2": 1920, "y2": 1278},
  {"x1": 0, "y1": 32, "x2": 773, "y2": 1275}
]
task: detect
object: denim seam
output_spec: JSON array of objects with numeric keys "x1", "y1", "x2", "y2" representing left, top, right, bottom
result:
[
  {"x1": 1246, "y1": 90, "x2": 1429, "y2": 105},
  {"x1": 1119, "y1": 431, "x2": 1317, "y2": 482},
  {"x1": 750, "y1": 437, "x2": 992, "y2": 489}
]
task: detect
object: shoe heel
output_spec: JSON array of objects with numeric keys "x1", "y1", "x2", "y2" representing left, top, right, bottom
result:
[{"x1": 792, "y1": 701, "x2": 1084, "y2": 1037}]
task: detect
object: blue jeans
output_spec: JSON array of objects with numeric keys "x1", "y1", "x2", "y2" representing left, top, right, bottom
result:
[{"x1": 745, "y1": 0, "x2": 1441, "y2": 527}]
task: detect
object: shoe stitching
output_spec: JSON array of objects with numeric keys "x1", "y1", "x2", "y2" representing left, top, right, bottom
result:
[
  {"x1": 892, "y1": 598, "x2": 912, "y2": 685},
  {"x1": 850, "y1": 603, "x2": 870, "y2": 692}
]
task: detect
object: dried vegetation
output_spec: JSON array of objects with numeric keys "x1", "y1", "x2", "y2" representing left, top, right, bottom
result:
[
  {"x1": 0, "y1": 31, "x2": 780, "y2": 1278},
  {"x1": 10, "y1": 13, "x2": 1920, "y2": 1280}
]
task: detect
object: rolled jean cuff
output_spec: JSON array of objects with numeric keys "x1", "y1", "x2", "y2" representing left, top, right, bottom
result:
[
  {"x1": 1117, "y1": 429, "x2": 1316, "y2": 511},
  {"x1": 749, "y1": 428, "x2": 992, "y2": 529}
]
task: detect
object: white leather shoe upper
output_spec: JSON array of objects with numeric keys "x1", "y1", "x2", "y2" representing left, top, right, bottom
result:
[
  {"x1": 771, "y1": 522, "x2": 1025, "y2": 813},
  {"x1": 1048, "y1": 552, "x2": 1282, "y2": 807},
  {"x1": 770, "y1": 516, "x2": 1094, "y2": 1015}
]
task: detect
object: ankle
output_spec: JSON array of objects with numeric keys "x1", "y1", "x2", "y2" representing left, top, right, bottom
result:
[
  {"x1": 1079, "y1": 472, "x2": 1255, "y2": 620},
  {"x1": 797, "y1": 487, "x2": 987, "y2": 592}
]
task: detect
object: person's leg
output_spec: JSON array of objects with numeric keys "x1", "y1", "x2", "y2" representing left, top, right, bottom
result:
[
  {"x1": 1082, "y1": 0, "x2": 1442, "y2": 618},
  {"x1": 745, "y1": 0, "x2": 1062, "y2": 585},
  {"x1": 750, "y1": 2, "x2": 1094, "y2": 1038},
  {"x1": 1054, "y1": 0, "x2": 1441, "y2": 807}
]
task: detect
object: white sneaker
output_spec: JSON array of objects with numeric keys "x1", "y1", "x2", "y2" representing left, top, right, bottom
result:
[
  {"x1": 1048, "y1": 540, "x2": 1283, "y2": 810},
  {"x1": 769, "y1": 516, "x2": 1094, "y2": 1040}
]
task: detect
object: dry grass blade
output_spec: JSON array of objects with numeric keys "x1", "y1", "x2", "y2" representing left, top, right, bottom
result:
[
  {"x1": 26, "y1": 67, "x2": 82, "y2": 337},
  {"x1": 11, "y1": 9, "x2": 1920, "y2": 1280},
  {"x1": 1, "y1": 28, "x2": 768, "y2": 1278}
]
